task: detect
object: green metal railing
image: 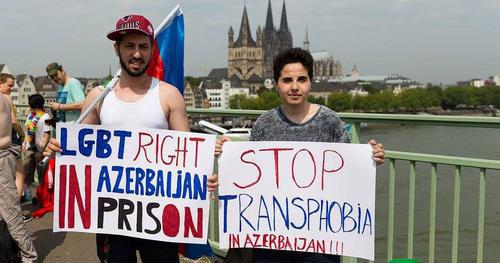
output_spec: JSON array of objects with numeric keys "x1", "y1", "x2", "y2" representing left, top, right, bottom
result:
[
  {"x1": 188, "y1": 109, "x2": 500, "y2": 263},
  {"x1": 382, "y1": 152, "x2": 500, "y2": 263},
  {"x1": 15, "y1": 105, "x2": 500, "y2": 262}
]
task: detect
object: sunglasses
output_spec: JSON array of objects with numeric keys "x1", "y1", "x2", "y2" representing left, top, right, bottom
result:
[{"x1": 49, "y1": 73, "x2": 58, "y2": 80}]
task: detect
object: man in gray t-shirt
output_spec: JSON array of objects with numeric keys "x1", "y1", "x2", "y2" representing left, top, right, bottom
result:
[{"x1": 223, "y1": 48, "x2": 385, "y2": 263}]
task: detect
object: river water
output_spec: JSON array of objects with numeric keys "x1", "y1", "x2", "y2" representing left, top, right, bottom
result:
[{"x1": 359, "y1": 124, "x2": 500, "y2": 262}]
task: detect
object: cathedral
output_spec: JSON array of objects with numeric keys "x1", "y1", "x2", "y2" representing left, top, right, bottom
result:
[{"x1": 228, "y1": 1, "x2": 293, "y2": 90}]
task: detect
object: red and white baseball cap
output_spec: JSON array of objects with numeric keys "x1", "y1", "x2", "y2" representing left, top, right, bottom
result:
[{"x1": 107, "y1": 14, "x2": 154, "y2": 41}]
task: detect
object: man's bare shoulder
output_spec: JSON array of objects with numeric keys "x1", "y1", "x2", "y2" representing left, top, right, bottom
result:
[
  {"x1": 158, "y1": 81, "x2": 185, "y2": 106},
  {"x1": 80, "y1": 86, "x2": 106, "y2": 125},
  {"x1": 2, "y1": 94, "x2": 14, "y2": 109},
  {"x1": 0, "y1": 94, "x2": 10, "y2": 110},
  {"x1": 2, "y1": 93, "x2": 13, "y2": 104},
  {"x1": 86, "y1": 86, "x2": 105, "y2": 99},
  {"x1": 158, "y1": 81, "x2": 182, "y2": 97}
]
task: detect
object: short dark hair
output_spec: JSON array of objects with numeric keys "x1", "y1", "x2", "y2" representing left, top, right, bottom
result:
[
  {"x1": 28, "y1": 94, "x2": 45, "y2": 109},
  {"x1": 273, "y1": 48, "x2": 314, "y2": 83},
  {"x1": 0, "y1": 73, "x2": 14, "y2": 84}
]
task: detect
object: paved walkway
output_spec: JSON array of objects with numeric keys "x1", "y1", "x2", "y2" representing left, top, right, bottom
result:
[
  {"x1": 22, "y1": 201, "x2": 220, "y2": 263},
  {"x1": 23, "y1": 202, "x2": 98, "y2": 263}
]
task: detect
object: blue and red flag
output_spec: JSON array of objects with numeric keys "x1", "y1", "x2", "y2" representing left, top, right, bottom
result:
[
  {"x1": 147, "y1": 5, "x2": 185, "y2": 94},
  {"x1": 148, "y1": 6, "x2": 214, "y2": 259}
]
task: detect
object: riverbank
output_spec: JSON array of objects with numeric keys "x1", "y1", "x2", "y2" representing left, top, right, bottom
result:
[
  {"x1": 346, "y1": 107, "x2": 500, "y2": 117},
  {"x1": 429, "y1": 108, "x2": 499, "y2": 117}
]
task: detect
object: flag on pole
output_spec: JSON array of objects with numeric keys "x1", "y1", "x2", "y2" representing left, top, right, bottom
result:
[
  {"x1": 148, "y1": 5, "x2": 214, "y2": 259},
  {"x1": 147, "y1": 5, "x2": 185, "y2": 94}
]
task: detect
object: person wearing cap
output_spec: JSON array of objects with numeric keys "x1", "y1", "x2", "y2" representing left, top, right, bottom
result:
[
  {"x1": 0, "y1": 75, "x2": 38, "y2": 262},
  {"x1": 43, "y1": 14, "x2": 219, "y2": 263},
  {"x1": 45, "y1": 63, "x2": 85, "y2": 123}
]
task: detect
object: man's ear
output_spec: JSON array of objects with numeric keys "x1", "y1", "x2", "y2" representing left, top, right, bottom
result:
[{"x1": 114, "y1": 43, "x2": 119, "y2": 56}]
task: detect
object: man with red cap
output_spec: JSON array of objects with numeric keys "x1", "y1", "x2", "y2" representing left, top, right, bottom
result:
[{"x1": 44, "y1": 14, "x2": 218, "y2": 262}]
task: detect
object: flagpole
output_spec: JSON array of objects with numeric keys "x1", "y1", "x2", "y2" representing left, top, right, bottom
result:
[
  {"x1": 40, "y1": 6, "x2": 181, "y2": 167},
  {"x1": 155, "y1": 4, "x2": 181, "y2": 36}
]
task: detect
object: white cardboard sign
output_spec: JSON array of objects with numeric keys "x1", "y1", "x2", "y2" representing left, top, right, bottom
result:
[
  {"x1": 54, "y1": 123, "x2": 215, "y2": 244},
  {"x1": 218, "y1": 141, "x2": 376, "y2": 260}
]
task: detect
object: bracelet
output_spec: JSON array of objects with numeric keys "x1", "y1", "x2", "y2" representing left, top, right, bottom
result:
[{"x1": 58, "y1": 104, "x2": 62, "y2": 110}]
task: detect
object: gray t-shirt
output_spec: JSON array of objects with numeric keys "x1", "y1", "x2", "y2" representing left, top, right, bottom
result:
[
  {"x1": 251, "y1": 105, "x2": 350, "y2": 143},
  {"x1": 245, "y1": 106, "x2": 346, "y2": 262}
]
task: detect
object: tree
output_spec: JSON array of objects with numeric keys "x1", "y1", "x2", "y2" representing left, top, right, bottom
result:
[
  {"x1": 426, "y1": 85, "x2": 444, "y2": 101},
  {"x1": 361, "y1": 83, "x2": 378, "y2": 94},
  {"x1": 308, "y1": 95, "x2": 325, "y2": 105},
  {"x1": 229, "y1": 94, "x2": 247, "y2": 109},
  {"x1": 363, "y1": 94, "x2": 380, "y2": 112},
  {"x1": 492, "y1": 86, "x2": 500, "y2": 107},
  {"x1": 400, "y1": 88, "x2": 424, "y2": 112},
  {"x1": 229, "y1": 88, "x2": 280, "y2": 110},
  {"x1": 351, "y1": 95, "x2": 363, "y2": 112},
  {"x1": 465, "y1": 87, "x2": 481, "y2": 107},
  {"x1": 258, "y1": 88, "x2": 281, "y2": 109},
  {"x1": 373, "y1": 90, "x2": 399, "y2": 112},
  {"x1": 185, "y1": 76, "x2": 202, "y2": 87},
  {"x1": 442, "y1": 86, "x2": 478, "y2": 109},
  {"x1": 327, "y1": 92, "x2": 352, "y2": 112}
]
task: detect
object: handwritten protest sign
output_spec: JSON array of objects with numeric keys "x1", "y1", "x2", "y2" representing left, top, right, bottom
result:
[
  {"x1": 54, "y1": 123, "x2": 215, "y2": 244},
  {"x1": 218, "y1": 141, "x2": 376, "y2": 260}
]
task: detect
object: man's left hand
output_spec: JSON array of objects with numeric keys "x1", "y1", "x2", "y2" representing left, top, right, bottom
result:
[
  {"x1": 49, "y1": 102, "x2": 60, "y2": 111},
  {"x1": 369, "y1": 139, "x2": 385, "y2": 166},
  {"x1": 207, "y1": 173, "x2": 219, "y2": 200}
]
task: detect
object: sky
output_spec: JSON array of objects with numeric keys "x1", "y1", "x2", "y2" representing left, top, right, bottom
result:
[{"x1": 1, "y1": 0, "x2": 499, "y2": 84}]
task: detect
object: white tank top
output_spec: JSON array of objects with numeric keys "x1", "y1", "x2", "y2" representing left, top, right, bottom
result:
[{"x1": 99, "y1": 78, "x2": 169, "y2": 129}]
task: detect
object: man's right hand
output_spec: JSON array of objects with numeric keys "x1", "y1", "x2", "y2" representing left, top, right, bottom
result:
[
  {"x1": 215, "y1": 136, "x2": 231, "y2": 157},
  {"x1": 43, "y1": 138, "x2": 62, "y2": 158}
]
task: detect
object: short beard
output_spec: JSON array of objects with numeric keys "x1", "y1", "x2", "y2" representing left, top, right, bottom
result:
[{"x1": 119, "y1": 55, "x2": 150, "y2": 77}]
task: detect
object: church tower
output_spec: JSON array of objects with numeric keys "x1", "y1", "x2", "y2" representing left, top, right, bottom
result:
[
  {"x1": 277, "y1": 1, "x2": 293, "y2": 52},
  {"x1": 303, "y1": 26, "x2": 310, "y2": 51},
  {"x1": 262, "y1": 0, "x2": 276, "y2": 79},
  {"x1": 227, "y1": 6, "x2": 263, "y2": 89}
]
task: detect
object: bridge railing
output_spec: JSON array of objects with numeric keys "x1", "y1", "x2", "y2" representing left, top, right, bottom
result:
[{"x1": 187, "y1": 109, "x2": 500, "y2": 263}]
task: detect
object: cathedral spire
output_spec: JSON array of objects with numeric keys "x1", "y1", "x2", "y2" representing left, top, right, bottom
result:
[
  {"x1": 228, "y1": 26, "x2": 234, "y2": 47},
  {"x1": 235, "y1": 5, "x2": 255, "y2": 47},
  {"x1": 279, "y1": 0, "x2": 289, "y2": 32},
  {"x1": 264, "y1": 0, "x2": 274, "y2": 32},
  {"x1": 276, "y1": 0, "x2": 293, "y2": 50},
  {"x1": 303, "y1": 26, "x2": 310, "y2": 51}
]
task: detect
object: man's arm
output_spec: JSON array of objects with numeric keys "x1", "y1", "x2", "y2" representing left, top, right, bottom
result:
[
  {"x1": 79, "y1": 87, "x2": 102, "y2": 125},
  {"x1": 43, "y1": 87, "x2": 101, "y2": 158},
  {"x1": 13, "y1": 120, "x2": 24, "y2": 138},
  {"x1": 159, "y1": 82, "x2": 189, "y2": 132},
  {"x1": 50, "y1": 79, "x2": 85, "y2": 112},
  {"x1": 6, "y1": 96, "x2": 16, "y2": 124},
  {"x1": 7, "y1": 97, "x2": 25, "y2": 138},
  {"x1": 50, "y1": 101, "x2": 83, "y2": 112},
  {"x1": 0, "y1": 95, "x2": 12, "y2": 149},
  {"x1": 41, "y1": 132, "x2": 50, "y2": 149}
]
